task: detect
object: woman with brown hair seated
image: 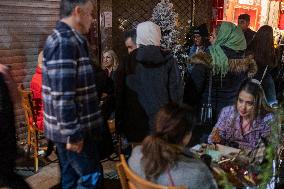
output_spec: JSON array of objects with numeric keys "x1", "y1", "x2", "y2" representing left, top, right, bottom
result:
[
  {"x1": 128, "y1": 103, "x2": 218, "y2": 189},
  {"x1": 208, "y1": 79, "x2": 275, "y2": 150}
]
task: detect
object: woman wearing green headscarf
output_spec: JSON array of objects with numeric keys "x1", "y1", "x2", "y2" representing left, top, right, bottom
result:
[
  {"x1": 209, "y1": 22, "x2": 247, "y2": 76},
  {"x1": 184, "y1": 22, "x2": 257, "y2": 143}
]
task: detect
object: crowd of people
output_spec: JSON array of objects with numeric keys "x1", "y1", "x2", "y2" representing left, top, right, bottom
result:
[{"x1": 1, "y1": 0, "x2": 284, "y2": 188}]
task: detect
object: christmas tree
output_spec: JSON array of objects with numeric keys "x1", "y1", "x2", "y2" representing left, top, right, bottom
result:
[
  {"x1": 151, "y1": 0, "x2": 178, "y2": 49},
  {"x1": 151, "y1": 0, "x2": 188, "y2": 78}
]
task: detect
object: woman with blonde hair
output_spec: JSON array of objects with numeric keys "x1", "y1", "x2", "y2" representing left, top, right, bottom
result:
[{"x1": 102, "y1": 50, "x2": 119, "y2": 80}]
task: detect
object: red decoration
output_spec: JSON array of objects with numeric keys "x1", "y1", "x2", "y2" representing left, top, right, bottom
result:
[
  {"x1": 279, "y1": 2, "x2": 284, "y2": 30},
  {"x1": 279, "y1": 13, "x2": 284, "y2": 30},
  {"x1": 212, "y1": 0, "x2": 224, "y2": 30}
]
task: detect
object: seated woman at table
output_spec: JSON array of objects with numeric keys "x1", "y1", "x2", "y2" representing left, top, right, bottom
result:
[
  {"x1": 128, "y1": 103, "x2": 218, "y2": 189},
  {"x1": 208, "y1": 79, "x2": 274, "y2": 150}
]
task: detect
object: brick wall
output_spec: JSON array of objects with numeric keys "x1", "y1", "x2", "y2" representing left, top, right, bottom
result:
[{"x1": 0, "y1": 0, "x2": 61, "y2": 142}]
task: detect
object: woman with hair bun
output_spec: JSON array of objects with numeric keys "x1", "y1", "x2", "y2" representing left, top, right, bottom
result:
[{"x1": 128, "y1": 103, "x2": 218, "y2": 189}]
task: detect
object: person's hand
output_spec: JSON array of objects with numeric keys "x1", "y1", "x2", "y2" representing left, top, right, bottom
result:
[
  {"x1": 211, "y1": 128, "x2": 222, "y2": 143},
  {"x1": 209, "y1": 29, "x2": 217, "y2": 45},
  {"x1": 66, "y1": 139, "x2": 84, "y2": 153},
  {"x1": 209, "y1": 34, "x2": 216, "y2": 45},
  {"x1": 0, "y1": 64, "x2": 9, "y2": 73}
]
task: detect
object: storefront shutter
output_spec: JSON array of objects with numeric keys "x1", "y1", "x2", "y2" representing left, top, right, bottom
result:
[{"x1": 0, "y1": 0, "x2": 60, "y2": 141}]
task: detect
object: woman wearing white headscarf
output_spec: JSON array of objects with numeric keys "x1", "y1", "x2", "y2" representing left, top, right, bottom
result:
[
  {"x1": 116, "y1": 21, "x2": 183, "y2": 143},
  {"x1": 136, "y1": 21, "x2": 161, "y2": 47}
]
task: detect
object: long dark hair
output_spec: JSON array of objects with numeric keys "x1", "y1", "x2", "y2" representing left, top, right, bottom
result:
[
  {"x1": 235, "y1": 79, "x2": 274, "y2": 120},
  {"x1": 141, "y1": 103, "x2": 195, "y2": 181},
  {"x1": 247, "y1": 25, "x2": 275, "y2": 68}
]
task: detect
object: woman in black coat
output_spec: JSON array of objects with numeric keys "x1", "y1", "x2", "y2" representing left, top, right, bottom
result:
[
  {"x1": 246, "y1": 25, "x2": 277, "y2": 105},
  {"x1": 115, "y1": 21, "x2": 183, "y2": 143},
  {"x1": 184, "y1": 22, "x2": 257, "y2": 143}
]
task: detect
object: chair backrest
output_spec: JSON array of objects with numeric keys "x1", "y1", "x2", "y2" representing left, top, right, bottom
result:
[
  {"x1": 116, "y1": 162, "x2": 129, "y2": 189},
  {"x1": 18, "y1": 84, "x2": 37, "y2": 129},
  {"x1": 117, "y1": 154, "x2": 187, "y2": 189},
  {"x1": 107, "y1": 118, "x2": 116, "y2": 134}
]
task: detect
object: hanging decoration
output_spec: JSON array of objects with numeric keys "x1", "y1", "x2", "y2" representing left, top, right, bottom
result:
[
  {"x1": 267, "y1": 0, "x2": 280, "y2": 28},
  {"x1": 279, "y1": 1, "x2": 284, "y2": 30}
]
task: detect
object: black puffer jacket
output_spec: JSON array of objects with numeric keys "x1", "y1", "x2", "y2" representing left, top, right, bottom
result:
[{"x1": 116, "y1": 45, "x2": 183, "y2": 142}]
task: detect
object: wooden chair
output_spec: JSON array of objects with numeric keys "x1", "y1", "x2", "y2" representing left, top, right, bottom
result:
[
  {"x1": 107, "y1": 118, "x2": 122, "y2": 159},
  {"x1": 116, "y1": 154, "x2": 187, "y2": 189},
  {"x1": 18, "y1": 84, "x2": 45, "y2": 172},
  {"x1": 107, "y1": 119, "x2": 141, "y2": 156}
]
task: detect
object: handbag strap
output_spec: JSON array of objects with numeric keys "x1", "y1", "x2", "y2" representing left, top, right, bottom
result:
[
  {"x1": 166, "y1": 167, "x2": 175, "y2": 186},
  {"x1": 260, "y1": 65, "x2": 268, "y2": 84},
  {"x1": 207, "y1": 70, "x2": 212, "y2": 104}
]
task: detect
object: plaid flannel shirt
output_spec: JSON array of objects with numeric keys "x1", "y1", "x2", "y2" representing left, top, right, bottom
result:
[{"x1": 42, "y1": 21, "x2": 102, "y2": 143}]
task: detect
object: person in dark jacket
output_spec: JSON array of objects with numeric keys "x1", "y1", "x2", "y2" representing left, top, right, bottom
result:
[
  {"x1": 238, "y1": 14, "x2": 256, "y2": 46},
  {"x1": 186, "y1": 23, "x2": 210, "y2": 58},
  {"x1": 184, "y1": 22, "x2": 257, "y2": 143},
  {"x1": 0, "y1": 65, "x2": 31, "y2": 189},
  {"x1": 124, "y1": 29, "x2": 137, "y2": 54},
  {"x1": 91, "y1": 62, "x2": 115, "y2": 160},
  {"x1": 116, "y1": 21, "x2": 183, "y2": 142},
  {"x1": 246, "y1": 25, "x2": 277, "y2": 106},
  {"x1": 207, "y1": 22, "x2": 257, "y2": 120},
  {"x1": 100, "y1": 50, "x2": 118, "y2": 122}
]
